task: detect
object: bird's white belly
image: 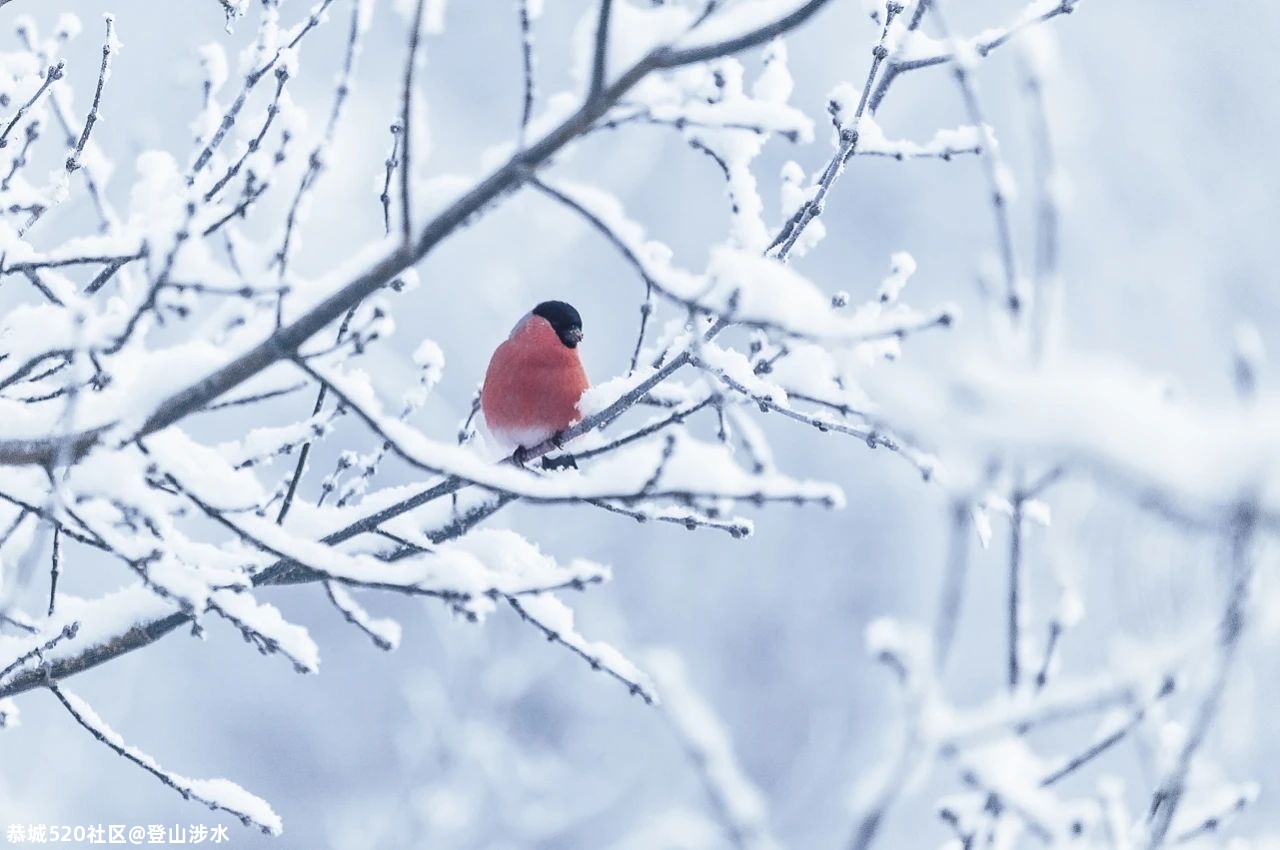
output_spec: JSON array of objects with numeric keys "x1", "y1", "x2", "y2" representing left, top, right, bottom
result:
[{"x1": 483, "y1": 421, "x2": 557, "y2": 453}]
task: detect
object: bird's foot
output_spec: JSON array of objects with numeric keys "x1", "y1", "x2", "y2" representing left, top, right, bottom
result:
[
  {"x1": 512, "y1": 446, "x2": 530, "y2": 468},
  {"x1": 540, "y1": 453, "x2": 578, "y2": 472}
]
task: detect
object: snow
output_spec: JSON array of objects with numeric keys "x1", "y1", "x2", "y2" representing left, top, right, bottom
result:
[
  {"x1": 961, "y1": 738, "x2": 1081, "y2": 839},
  {"x1": 993, "y1": 163, "x2": 1018, "y2": 203},
  {"x1": 411, "y1": 338, "x2": 444, "y2": 374},
  {"x1": 877, "y1": 251, "x2": 916, "y2": 304},
  {"x1": 607, "y1": 810, "x2": 723, "y2": 850},
  {"x1": 1022, "y1": 498, "x2": 1051, "y2": 527},
  {"x1": 698, "y1": 342, "x2": 787, "y2": 402},
  {"x1": 54, "y1": 13, "x2": 82, "y2": 41},
  {"x1": 515, "y1": 594, "x2": 656, "y2": 702},
  {"x1": 0, "y1": 698, "x2": 17, "y2": 729},
  {"x1": 394, "y1": 0, "x2": 448, "y2": 32},
  {"x1": 702, "y1": 247, "x2": 949, "y2": 343},
  {"x1": 1169, "y1": 782, "x2": 1261, "y2": 838},
  {"x1": 127, "y1": 151, "x2": 187, "y2": 248},
  {"x1": 210, "y1": 590, "x2": 320, "y2": 673},
  {"x1": 1235, "y1": 322, "x2": 1265, "y2": 379},
  {"x1": 892, "y1": 27, "x2": 947, "y2": 65},
  {"x1": 893, "y1": 0, "x2": 1074, "y2": 71},
  {"x1": 424, "y1": 0, "x2": 448, "y2": 34},
  {"x1": 55, "y1": 687, "x2": 283, "y2": 834},
  {"x1": 865, "y1": 352, "x2": 1280, "y2": 517},
  {"x1": 199, "y1": 43, "x2": 230, "y2": 94},
  {"x1": 0, "y1": 585, "x2": 176, "y2": 690},
  {"x1": 571, "y1": 2, "x2": 691, "y2": 91},
  {"x1": 217, "y1": 409, "x2": 339, "y2": 469},
  {"x1": 151, "y1": 432, "x2": 612, "y2": 604},
  {"x1": 1053, "y1": 566, "x2": 1085, "y2": 629},
  {"x1": 355, "y1": 0, "x2": 375, "y2": 34},
  {"x1": 534, "y1": 178, "x2": 703, "y2": 309},
  {"x1": 864, "y1": 616, "x2": 903, "y2": 659},
  {"x1": 826, "y1": 81, "x2": 860, "y2": 127},
  {"x1": 325, "y1": 583, "x2": 402, "y2": 651},
  {"x1": 856, "y1": 116, "x2": 986, "y2": 159},
  {"x1": 646, "y1": 649, "x2": 780, "y2": 850},
  {"x1": 1018, "y1": 25, "x2": 1059, "y2": 79},
  {"x1": 677, "y1": 0, "x2": 819, "y2": 55},
  {"x1": 751, "y1": 40, "x2": 794, "y2": 105}
]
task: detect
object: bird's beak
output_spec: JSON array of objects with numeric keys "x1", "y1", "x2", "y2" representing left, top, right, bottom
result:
[{"x1": 565, "y1": 327, "x2": 584, "y2": 347}]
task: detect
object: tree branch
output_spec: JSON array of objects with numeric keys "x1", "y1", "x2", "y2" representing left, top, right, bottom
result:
[{"x1": 0, "y1": 0, "x2": 839, "y2": 470}]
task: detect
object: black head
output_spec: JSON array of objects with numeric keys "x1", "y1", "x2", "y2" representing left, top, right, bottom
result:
[{"x1": 533, "y1": 300, "x2": 583, "y2": 348}]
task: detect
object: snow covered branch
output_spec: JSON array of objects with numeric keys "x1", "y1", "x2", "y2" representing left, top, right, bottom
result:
[{"x1": 50, "y1": 683, "x2": 283, "y2": 834}]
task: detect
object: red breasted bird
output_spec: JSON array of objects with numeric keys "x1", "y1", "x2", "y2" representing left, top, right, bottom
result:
[{"x1": 481, "y1": 301, "x2": 589, "y2": 459}]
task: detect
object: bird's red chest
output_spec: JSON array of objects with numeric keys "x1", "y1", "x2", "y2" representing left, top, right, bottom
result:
[{"x1": 481, "y1": 317, "x2": 589, "y2": 447}]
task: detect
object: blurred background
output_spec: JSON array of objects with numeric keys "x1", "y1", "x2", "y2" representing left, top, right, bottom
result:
[{"x1": 1, "y1": 1, "x2": 1277, "y2": 847}]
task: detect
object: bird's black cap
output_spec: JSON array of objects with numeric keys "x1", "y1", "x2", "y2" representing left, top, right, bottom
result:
[{"x1": 533, "y1": 300, "x2": 584, "y2": 348}]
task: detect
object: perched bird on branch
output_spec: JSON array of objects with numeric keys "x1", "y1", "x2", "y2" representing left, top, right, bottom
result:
[{"x1": 481, "y1": 301, "x2": 589, "y2": 464}]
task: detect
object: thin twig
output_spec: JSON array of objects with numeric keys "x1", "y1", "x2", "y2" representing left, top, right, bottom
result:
[
  {"x1": 1039, "y1": 678, "x2": 1175, "y2": 787},
  {"x1": 200, "y1": 382, "x2": 308, "y2": 412},
  {"x1": 47, "y1": 526, "x2": 60, "y2": 616},
  {"x1": 1007, "y1": 493, "x2": 1024, "y2": 691},
  {"x1": 589, "y1": 0, "x2": 615, "y2": 102},
  {"x1": 275, "y1": 306, "x2": 360, "y2": 525},
  {"x1": 189, "y1": 0, "x2": 337, "y2": 178},
  {"x1": 933, "y1": 500, "x2": 971, "y2": 671},
  {"x1": 932, "y1": 0, "x2": 1021, "y2": 313},
  {"x1": 507, "y1": 595, "x2": 655, "y2": 703},
  {"x1": 517, "y1": 0, "x2": 536, "y2": 146},
  {"x1": 0, "y1": 623, "x2": 78, "y2": 684},
  {"x1": 203, "y1": 66, "x2": 289, "y2": 202},
  {"x1": 1146, "y1": 506, "x2": 1256, "y2": 849},
  {"x1": 0, "y1": 61, "x2": 64, "y2": 150},
  {"x1": 274, "y1": 0, "x2": 367, "y2": 278},
  {"x1": 66, "y1": 17, "x2": 116, "y2": 175},
  {"x1": 49, "y1": 683, "x2": 281, "y2": 834},
  {"x1": 399, "y1": 0, "x2": 427, "y2": 243},
  {"x1": 768, "y1": 3, "x2": 902, "y2": 260},
  {"x1": 1, "y1": 120, "x2": 41, "y2": 191},
  {"x1": 1024, "y1": 51, "x2": 1060, "y2": 357},
  {"x1": 379, "y1": 123, "x2": 402, "y2": 236}
]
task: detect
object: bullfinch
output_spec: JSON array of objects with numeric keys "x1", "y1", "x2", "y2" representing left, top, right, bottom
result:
[{"x1": 480, "y1": 300, "x2": 589, "y2": 460}]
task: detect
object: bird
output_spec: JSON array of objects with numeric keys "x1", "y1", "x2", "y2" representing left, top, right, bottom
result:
[{"x1": 480, "y1": 300, "x2": 589, "y2": 463}]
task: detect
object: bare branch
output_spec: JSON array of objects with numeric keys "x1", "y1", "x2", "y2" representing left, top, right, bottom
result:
[{"x1": 399, "y1": 0, "x2": 427, "y2": 243}]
